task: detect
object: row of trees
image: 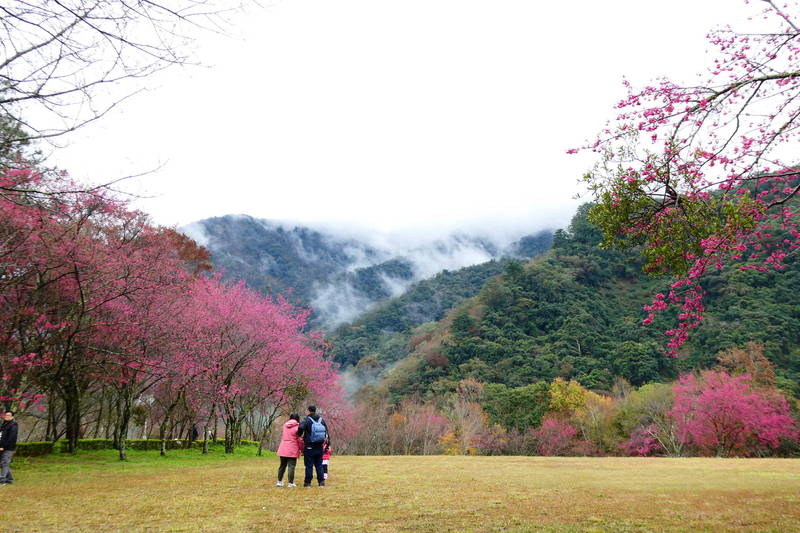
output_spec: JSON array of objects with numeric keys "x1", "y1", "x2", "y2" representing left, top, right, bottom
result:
[
  {"x1": 342, "y1": 354, "x2": 799, "y2": 458},
  {"x1": 1, "y1": 166, "x2": 345, "y2": 459},
  {"x1": 1, "y1": 0, "x2": 351, "y2": 460}
]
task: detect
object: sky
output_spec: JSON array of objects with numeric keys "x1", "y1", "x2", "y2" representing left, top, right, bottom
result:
[{"x1": 48, "y1": 0, "x2": 760, "y2": 236}]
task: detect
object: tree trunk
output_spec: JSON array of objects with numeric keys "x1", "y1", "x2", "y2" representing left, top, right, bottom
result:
[
  {"x1": 159, "y1": 416, "x2": 171, "y2": 457},
  {"x1": 95, "y1": 398, "x2": 104, "y2": 439},
  {"x1": 104, "y1": 395, "x2": 115, "y2": 440},
  {"x1": 45, "y1": 396, "x2": 56, "y2": 443},
  {"x1": 202, "y1": 424, "x2": 210, "y2": 454},
  {"x1": 116, "y1": 394, "x2": 132, "y2": 461},
  {"x1": 112, "y1": 396, "x2": 122, "y2": 449},
  {"x1": 224, "y1": 415, "x2": 241, "y2": 454},
  {"x1": 202, "y1": 405, "x2": 215, "y2": 454},
  {"x1": 62, "y1": 383, "x2": 81, "y2": 454}
]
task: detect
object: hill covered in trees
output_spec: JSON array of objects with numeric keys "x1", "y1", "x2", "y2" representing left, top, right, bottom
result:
[
  {"x1": 347, "y1": 204, "x2": 800, "y2": 402},
  {"x1": 181, "y1": 215, "x2": 553, "y2": 327}
]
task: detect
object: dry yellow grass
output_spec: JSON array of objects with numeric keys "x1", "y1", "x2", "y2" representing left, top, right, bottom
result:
[{"x1": 1, "y1": 452, "x2": 799, "y2": 532}]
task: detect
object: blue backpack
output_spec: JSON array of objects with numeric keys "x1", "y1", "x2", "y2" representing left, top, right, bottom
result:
[{"x1": 307, "y1": 416, "x2": 326, "y2": 443}]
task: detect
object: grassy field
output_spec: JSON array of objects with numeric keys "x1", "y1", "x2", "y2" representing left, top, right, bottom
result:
[{"x1": 0, "y1": 450, "x2": 798, "y2": 532}]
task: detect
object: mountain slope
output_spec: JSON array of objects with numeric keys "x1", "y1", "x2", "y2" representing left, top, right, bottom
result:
[
  {"x1": 362, "y1": 204, "x2": 800, "y2": 401},
  {"x1": 181, "y1": 215, "x2": 554, "y2": 327}
]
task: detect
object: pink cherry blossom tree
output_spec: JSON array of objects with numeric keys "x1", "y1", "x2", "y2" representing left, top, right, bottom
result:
[
  {"x1": 574, "y1": 1, "x2": 800, "y2": 353},
  {"x1": 669, "y1": 370, "x2": 798, "y2": 457},
  {"x1": 1, "y1": 167, "x2": 349, "y2": 456}
]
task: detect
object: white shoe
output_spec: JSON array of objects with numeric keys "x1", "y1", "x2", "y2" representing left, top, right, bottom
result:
[
  {"x1": 276, "y1": 481, "x2": 284, "y2": 487},
  {"x1": 287, "y1": 483, "x2": 297, "y2": 487}
]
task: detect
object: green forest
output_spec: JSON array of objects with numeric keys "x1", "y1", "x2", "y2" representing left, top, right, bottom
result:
[{"x1": 337, "y1": 204, "x2": 800, "y2": 403}]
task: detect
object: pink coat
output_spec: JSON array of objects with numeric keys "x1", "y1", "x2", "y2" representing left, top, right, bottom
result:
[
  {"x1": 276, "y1": 419, "x2": 304, "y2": 458},
  {"x1": 322, "y1": 444, "x2": 332, "y2": 461}
]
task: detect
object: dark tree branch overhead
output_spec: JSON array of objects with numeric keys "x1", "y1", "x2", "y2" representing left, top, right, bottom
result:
[{"x1": 0, "y1": 0, "x2": 237, "y2": 149}]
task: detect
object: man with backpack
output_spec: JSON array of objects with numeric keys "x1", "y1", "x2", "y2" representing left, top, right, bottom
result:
[{"x1": 297, "y1": 405, "x2": 329, "y2": 487}]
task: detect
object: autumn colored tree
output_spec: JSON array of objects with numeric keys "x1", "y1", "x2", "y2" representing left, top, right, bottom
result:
[
  {"x1": 714, "y1": 342, "x2": 776, "y2": 387},
  {"x1": 443, "y1": 379, "x2": 490, "y2": 455},
  {"x1": 615, "y1": 382, "x2": 684, "y2": 457},
  {"x1": 548, "y1": 378, "x2": 589, "y2": 417},
  {"x1": 574, "y1": 1, "x2": 800, "y2": 353},
  {"x1": 572, "y1": 391, "x2": 618, "y2": 453}
]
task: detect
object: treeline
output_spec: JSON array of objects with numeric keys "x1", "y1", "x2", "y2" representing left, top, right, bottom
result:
[
  {"x1": 0, "y1": 167, "x2": 344, "y2": 459},
  {"x1": 342, "y1": 345, "x2": 799, "y2": 457}
]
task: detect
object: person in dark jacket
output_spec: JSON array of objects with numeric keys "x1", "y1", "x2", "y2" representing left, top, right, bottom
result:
[
  {"x1": 296, "y1": 405, "x2": 330, "y2": 487},
  {"x1": 0, "y1": 411, "x2": 18, "y2": 486}
]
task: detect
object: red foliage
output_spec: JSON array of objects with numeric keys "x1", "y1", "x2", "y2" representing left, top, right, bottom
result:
[
  {"x1": 621, "y1": 424, "x2": 664, "y2": 457},
  {"x1": 531, "y1": 417, "x2": 581, "y2": 456},
  {"x1": 0, "y1": 167, "x2": 348, "y2": 443},
  {"x1": 669, "y1": 371, "x2": 799, "y2": 457}
]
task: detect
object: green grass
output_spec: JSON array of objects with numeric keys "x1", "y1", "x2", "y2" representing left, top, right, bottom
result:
[{"x1": 0, "y1": 452, "x2": 798, "y2": 532}]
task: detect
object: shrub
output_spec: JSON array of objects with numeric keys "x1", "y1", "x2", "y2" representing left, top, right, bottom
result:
[
  {"x1": 75, "y1": 439, "x2": 114, "y2": 451},
  {"x1": 127, "y1": 439, "x2": 170, "y2": 451},
  {"x1": 17, "y1": 437, "x2": 263, "y2": 456},
  {"x1": 190, "y1": 438, "x2": 260, "y2": 449},
  {"x1": 16, "y1": 441, "x2": 55, "y2": 456},
  {"x1": 621, "y1": 425, "x2": 664, "y2": 456}
]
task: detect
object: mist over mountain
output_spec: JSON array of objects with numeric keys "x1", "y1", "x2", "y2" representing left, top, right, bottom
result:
[{"x1": 180, "y1": 215, "x2": 554, "y2": 327}]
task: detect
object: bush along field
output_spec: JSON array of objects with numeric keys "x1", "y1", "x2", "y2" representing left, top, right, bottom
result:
[
  {"x1": 15, "y1": 438, "x2": 264, "y2": 457},
  {"x1": 1, "y1": 451, "x2": 799, "y2": 532}
]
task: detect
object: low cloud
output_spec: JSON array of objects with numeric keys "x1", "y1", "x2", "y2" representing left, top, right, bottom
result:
[{"x1": 181, "y1": 212, "x2": 564, "y2": 329}]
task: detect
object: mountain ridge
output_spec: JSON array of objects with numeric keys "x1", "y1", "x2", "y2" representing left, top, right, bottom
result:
[{"x1": 180, "y1": 214, "x2": 555, "y2": 327}]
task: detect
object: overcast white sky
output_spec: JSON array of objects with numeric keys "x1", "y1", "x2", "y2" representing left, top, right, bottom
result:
[{"x1": 49, "y1": 0, "x2": 759, "y2": 235}]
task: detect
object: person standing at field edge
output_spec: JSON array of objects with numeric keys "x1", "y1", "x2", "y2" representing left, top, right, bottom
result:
[
  {"x1": 275, "y1": 413, "x2": 304, "y2": 487},
  {"x1": 296, "y1": 405, "x2": 330, "y2": 487},
  {"x1": 0, "y1": 411, "x2": 18, "y2": 486}
]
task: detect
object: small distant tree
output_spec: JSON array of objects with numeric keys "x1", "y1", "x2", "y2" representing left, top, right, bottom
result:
[
  {"x1": 615, "y1": 382, "x2": 683, "y2": 457},
  {"x1": 480, "y1": 382, "x2": 550, "y2": 432},
  {"x1": 715, "y1": 342, "x2": 776, "y2": 387},
  {"x1": 621, "y1": 424, "x2": 664, "y2": 457},
  {"x1": 531, "y1": 418, "x2": 578, "y2": 456},
  {"x1": 445, "y1": 379, "x2": 489, "y2": 455},
  {"x1": 387, "y1": 412, "x2": 407, "y2": 455},
  {"x1": 548, "y1": 378, "x2": 589, "y2": 417},
  {"x1": 572, "y1": 392, "x2": 618, "y2": 453},
  {"x1": 399, "y1": 400, "x2": 448, "y2": 455}
]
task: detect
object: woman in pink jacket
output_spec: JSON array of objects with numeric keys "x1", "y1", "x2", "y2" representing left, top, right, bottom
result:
[{"x1": 276, "y1": 413, "x2": 304, "y2": 487}]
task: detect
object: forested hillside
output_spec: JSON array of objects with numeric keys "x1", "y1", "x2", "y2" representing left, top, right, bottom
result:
[
  {"x1": 182, "y1": 215, "x2": 553, "y2": 327},
  {"x1": 352, "y1": 204, "x2": 800, "y2": 402}
]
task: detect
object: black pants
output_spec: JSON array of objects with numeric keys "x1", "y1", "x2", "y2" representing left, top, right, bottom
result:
[
  {"x1": 303, "y1": 444, "x2": 324, "y2": 485},
  {"x1": 277, "y1": 456, "x2": 297, "y2": 483}
]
